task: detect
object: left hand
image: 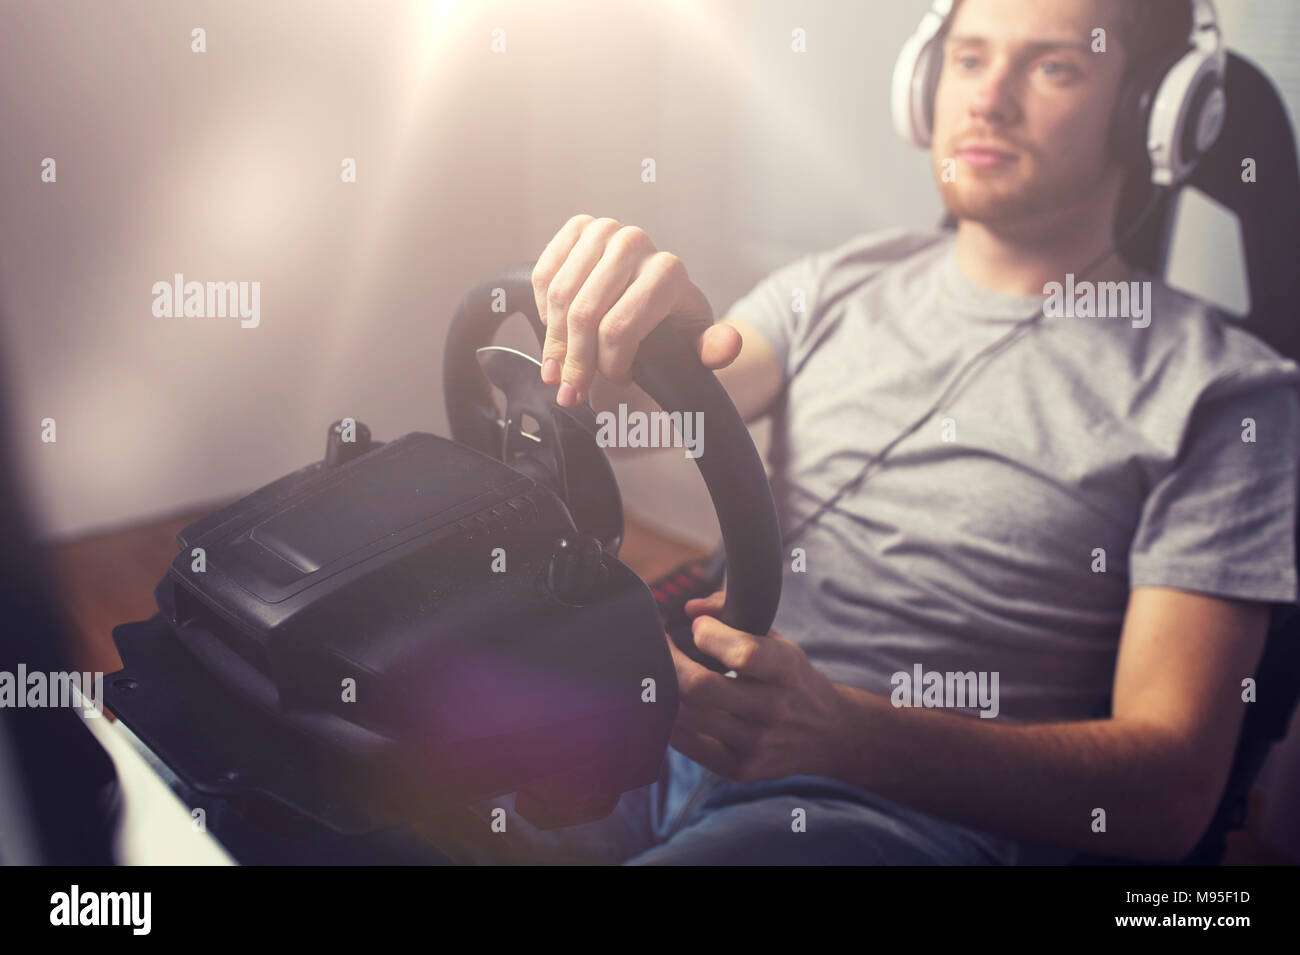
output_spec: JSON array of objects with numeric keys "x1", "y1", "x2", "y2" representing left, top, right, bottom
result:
[{"x1": 666, "y1": 589, "x2": 852, "y2": 782}]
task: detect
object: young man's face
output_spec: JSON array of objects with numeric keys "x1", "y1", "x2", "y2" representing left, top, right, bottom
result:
[{"x1": 931, "y1": 0, "x2": 1130, "y2": 226}]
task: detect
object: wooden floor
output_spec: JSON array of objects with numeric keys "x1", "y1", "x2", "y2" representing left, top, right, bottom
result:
[{"x1": 40, "y1": 507, "x2": 1287, "y2": 864}]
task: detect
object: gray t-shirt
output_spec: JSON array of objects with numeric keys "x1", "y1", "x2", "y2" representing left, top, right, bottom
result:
[{"x1": 727, "y1": 227, "x2": 1300, "y2": 724}]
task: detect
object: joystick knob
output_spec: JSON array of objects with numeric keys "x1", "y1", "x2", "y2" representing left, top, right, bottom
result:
[{"x1": 325, "y1": 418, "x2": 373, "y2": 467}]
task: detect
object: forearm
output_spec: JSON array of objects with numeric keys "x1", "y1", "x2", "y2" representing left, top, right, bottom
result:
[{"x1": 831, "y1": 685, "x2": 1213, "y2": 860}]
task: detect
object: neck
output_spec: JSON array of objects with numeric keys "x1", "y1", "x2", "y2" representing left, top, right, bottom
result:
[{"x1": 953, "y1": 182, "x2": 1132, "y2": 296}]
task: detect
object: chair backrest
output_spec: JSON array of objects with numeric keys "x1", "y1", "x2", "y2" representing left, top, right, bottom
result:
[
  {"x1": 1083, "y1": 50, "x2": 1300, "y2": 866},
  {"x1": 935, "y1": 51, "x2": 1299, "y2": 865}
]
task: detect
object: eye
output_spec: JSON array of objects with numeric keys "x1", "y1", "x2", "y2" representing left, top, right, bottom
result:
[
  {"x1": 1040, "y1": 59, "x2": 1079, "y2": 80},
  {"x1": 953, "y1": 52, "x2": 982, "y2": 71}
]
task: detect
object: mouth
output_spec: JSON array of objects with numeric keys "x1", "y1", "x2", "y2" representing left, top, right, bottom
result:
[{"x1": 956, "y1": 143, "x2": 1020, "y2": 168}]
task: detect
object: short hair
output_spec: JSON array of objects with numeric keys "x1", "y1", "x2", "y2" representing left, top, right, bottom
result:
[
  {"x1": 1112, "y1": 0, "x2": 1195, "y2": 77},
  {"x1": 940, "y1": 0, "x2": 1195, "y2": 75},
  {"x1": 1110, "y1": 1, "x2": 1198, "y2": 255}
]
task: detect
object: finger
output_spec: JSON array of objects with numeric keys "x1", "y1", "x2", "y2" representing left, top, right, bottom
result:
[
  {"x1": 590, "y1": 226, "x2": 655, "y2": 388},
  {"x1": 539, "y1": 217, "x2": 618, "y2": 398},
  {"x1": 668, "y1": 634, "x2": 787, "y2": 722},
  {"x1": 685, "y1": 588, "x2": 725, "y2": 616},
  {"x1": 565, "y1": 230, "x2": 651, "y2": 393},
  {"x1": 590, "y1": 250, "x2": 682, "y2": 389},
  {"x1": 533, "y1": 215, "x2": 594, "y2": 384},
  {"x1": 691, "y1": 614, "x2": 793, "y2": 685},
  {"x1": 675, "y1": 700, "x2": 762, "y2": 754},
  {"x1": 668, "y1": 725, "x2": 741, "y2": 778},
  {"x1": 549, "y1": 218, "x2": 625, "y2": 406}
]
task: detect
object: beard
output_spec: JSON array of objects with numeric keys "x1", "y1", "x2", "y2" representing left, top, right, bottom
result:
[
  {"x1": 937, "y1": 155, "x2": 1061, "y2": 224},
  {"x1": 935, "y1": 144, "x2": 1120, "y2": 229}
]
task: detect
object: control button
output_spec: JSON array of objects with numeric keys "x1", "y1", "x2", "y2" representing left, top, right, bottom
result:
[{"x1": 547, "y1": 535, "x2": 605, "y2": 604}]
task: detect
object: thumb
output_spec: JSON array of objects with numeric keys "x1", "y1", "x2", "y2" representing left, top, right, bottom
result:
[
  {"x1": 685, "y1": 588, "x2": 726, "y2": 616},
  {"x1": 695, "y1": 322, "x2": 743, "y2": 371}
]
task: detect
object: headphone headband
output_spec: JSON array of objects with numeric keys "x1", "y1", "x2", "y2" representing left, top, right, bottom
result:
[{"x1": 1190, "y1": 0, "x2": 1221, "y2": 42}]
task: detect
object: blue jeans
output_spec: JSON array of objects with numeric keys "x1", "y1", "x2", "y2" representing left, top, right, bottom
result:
[{"x1": 433, "y1": 748, "x2": 1048, "y2": 865}]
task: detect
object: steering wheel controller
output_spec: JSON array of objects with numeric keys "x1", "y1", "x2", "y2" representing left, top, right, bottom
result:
[{"x1": 106, "y1": 262, "x2": 782, "y2": 832}]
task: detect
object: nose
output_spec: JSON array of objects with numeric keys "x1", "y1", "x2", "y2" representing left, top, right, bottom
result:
[{"x1": 967, "y1": 59, "x2": 1021, "y2": 128}]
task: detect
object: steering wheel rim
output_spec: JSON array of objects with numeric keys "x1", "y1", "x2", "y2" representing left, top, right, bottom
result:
[{"x1": 443, "y1": 261, "x2": 783, "y2": 639}]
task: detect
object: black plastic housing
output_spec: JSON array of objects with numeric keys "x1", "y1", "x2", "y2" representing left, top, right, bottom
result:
[{"x1": 107, "y1": 431, "x2": 677, "y2": 832}]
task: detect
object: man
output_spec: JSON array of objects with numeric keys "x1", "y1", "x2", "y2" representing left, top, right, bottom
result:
[{"x1": 443, "y1": 0, "x2": 1300, "y2": 864}]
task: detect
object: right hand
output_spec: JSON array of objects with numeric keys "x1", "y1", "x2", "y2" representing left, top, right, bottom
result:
[{"x1": 531, "y1": 214, "x2": 743, "y2": 407}]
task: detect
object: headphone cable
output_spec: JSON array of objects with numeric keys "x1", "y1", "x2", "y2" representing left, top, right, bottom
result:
[{"x1": 776, "y1": 186, "x2": 1171, "y2": 553}]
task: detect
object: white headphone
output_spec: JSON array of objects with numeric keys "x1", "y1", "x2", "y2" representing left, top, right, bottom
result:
[{"x1": 890, "y1": 0, "x2": 1227, "y2": 186}]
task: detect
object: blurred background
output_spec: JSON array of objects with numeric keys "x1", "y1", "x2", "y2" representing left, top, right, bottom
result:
[
  {"x1": 3, "y1": 0, "x2": 1298, "y2": 542},
  {"x1": 2, "y1": 0, "x2": 1298, "y2": 860}
]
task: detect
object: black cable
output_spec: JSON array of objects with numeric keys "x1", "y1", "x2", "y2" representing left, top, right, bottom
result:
[{"x1": 777, "y1": 186, "x2": 1172, "y2": 553}]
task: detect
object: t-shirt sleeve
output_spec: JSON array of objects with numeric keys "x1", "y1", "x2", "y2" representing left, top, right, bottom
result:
[
  {"x1": 1128, "y1": 367, "x2": 1300, "y2": 604},
  {"x1": 720, "y1": 229, "x2": 949, "y2": 385},
  {"x1": 721, "y1": 252, "x2": 820, "y2": 384}
]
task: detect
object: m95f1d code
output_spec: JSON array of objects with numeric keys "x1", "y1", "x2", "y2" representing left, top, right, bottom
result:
[{"x1": 1126, "y1": 892, "x2": 1251, "y2": 906}]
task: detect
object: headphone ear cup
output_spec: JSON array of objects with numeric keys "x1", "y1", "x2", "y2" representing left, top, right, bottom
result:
[
  {"x1": 1109, "y1": 46, "x2": 1191, "y2": 172},
  {"x1": 891, "y1": 1, "x2": 953, "y2": 149},
  {"x1": 916, "y1": 40, "x2": 946, "y2": 148},
  {"x1": 1178, "y1": 66, "x2": 1227, "y2": 167}
]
